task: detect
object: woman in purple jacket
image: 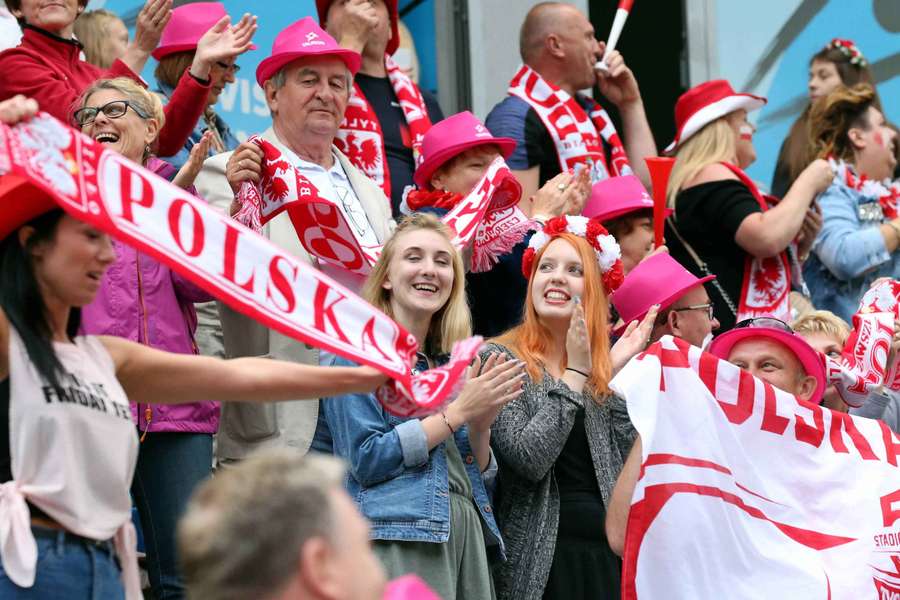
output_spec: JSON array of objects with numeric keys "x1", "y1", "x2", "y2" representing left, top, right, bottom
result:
[{"x1": 75, "y1": 77, "x2": 217, "y2": 599}]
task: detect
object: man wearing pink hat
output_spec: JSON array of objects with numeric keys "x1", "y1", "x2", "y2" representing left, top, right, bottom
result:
[
  {"x1": 194, "y1": 17, "x2": 394, "y2": 468},
  {"x1": 486, "y1": 2, "x2": 657, "y2": 204},
  {"x1": 317, "y1": 0, "x2": 444, "y2": 216},
  {"x1": 611, "y1": 252, "x2": 719, "y2": 348},
  {"x1": 585, "y1": 174, "x2": 672, "y2": 274},
  {"x1": 606, "y1": 316, "x2": 826, "y2": 557}
]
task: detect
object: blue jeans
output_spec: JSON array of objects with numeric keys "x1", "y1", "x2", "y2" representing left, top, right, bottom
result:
[
  {"x1": 0, "y1": 527, "x2": 123, "y2": 599},
  {"x1": 131, "y1": 432, "x2": 213, "y2": 600}
]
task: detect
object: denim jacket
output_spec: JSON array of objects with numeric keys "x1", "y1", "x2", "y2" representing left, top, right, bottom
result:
[
  {"x1": 313, "y1": 355, "x2": 504, "y2": 555},
  {"x1": 804, "y1": 179, "x2": 900, "y2": 322},
  {"x1": 155, "y1": 80, "x2": 240, "y2": 170}
]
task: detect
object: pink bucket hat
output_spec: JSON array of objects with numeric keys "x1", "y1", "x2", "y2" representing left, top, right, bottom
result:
[
  {"x1": 610, "y1": 252, "x2": 715, "y2": 335},
  {"x1": 413, "y1": 111, "x2": 517, "y2": 189},
  {"x1": 708, "y1": 319, "x2": 826, "y2": 404},
  {"x1": 584, "y1": 175, "x2": 673, "y2": 222},
  {"x1": 152, "y1": 2, "x2": 256, "y2": 60},
  {"x1": 256, "y1": 17, "x2": 361, "y2": 87}
]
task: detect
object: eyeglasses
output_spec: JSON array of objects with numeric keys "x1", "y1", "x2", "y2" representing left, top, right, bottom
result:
[
  {"x1": 733, "y1": 316, "x2": 794, "y2": 333},
  {"x1": 73, "y1": 100, "x2": 149, "y2": 127},
  {"x1": 215, "y1": 61, "x2": 241, "y2": 74},
  {"x1": 673, "y1": 303, "x2": 715, "y2": 321}
]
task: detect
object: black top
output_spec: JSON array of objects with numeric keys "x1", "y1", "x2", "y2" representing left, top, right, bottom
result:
[
  {"x1": 354, "y1": 74, "x2": 444, "y2": 217},
  {"x1": 665, "y1": 179, "x2": 762, "y2": 332},
  {"x1": 466, "y1": 236, "x2": 531, "y2": 338},
  {"x1": 555, "y1": 407, "x2": 603, "y2": 497}
]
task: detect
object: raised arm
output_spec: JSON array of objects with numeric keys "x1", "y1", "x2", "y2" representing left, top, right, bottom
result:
[{"x1": 100, "y1": 335, "x2": 386, "y2": 405}]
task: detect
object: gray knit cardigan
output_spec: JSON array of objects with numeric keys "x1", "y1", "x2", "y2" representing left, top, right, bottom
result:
[{"x1": 483, "y1": 342, "x2": 637, "y2": 600}]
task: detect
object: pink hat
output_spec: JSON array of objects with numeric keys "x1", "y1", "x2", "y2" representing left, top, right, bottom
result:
[
  {"x1": 708, "y1": 320, "x2": 826, "y2": 404},
  {"x1": 316, "y1": 0, "x2": 401, "y2": 56},
  {"x1": 583, "y1": 175, "x2": 673, "y2": 222},
  {"x1": 666, "y1": 80, "x2": 766, "y2": 153},
  {"x1": 610, "y1": 253, "x2": 714, "y2": 335},
  {"x1": 413, "y1": 111, "x2": 516, "y2": 189},
  {"x1": 255, "y1": 17, "x2": 361, "y2": 87},
  {"x1": 152, "y1": 2, "x2": 256, "y2": 60}
]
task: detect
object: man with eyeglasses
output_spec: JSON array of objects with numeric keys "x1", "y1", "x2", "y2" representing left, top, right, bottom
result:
[{"x1": 611, "y1": 252, "x2": 720, "y2": 349}]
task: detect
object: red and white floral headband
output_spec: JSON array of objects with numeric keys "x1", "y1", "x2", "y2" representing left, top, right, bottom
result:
[
  {"x1": 828, "y1": 38, "x2": 868, "y2": 68},
  {"x1": 521, "y1": 215, "x2": 625, "y2": 294}
]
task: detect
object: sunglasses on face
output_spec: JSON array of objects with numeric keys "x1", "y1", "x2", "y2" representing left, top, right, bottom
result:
[
  {"x1": 672, "y1": 303, "x2": 715, "y2": 321},
  {"x1": 734, "y1": 316, "x2": 794, "y2": 333},
  {"x1": 73, "y1": 100, "x2": 149, "y2": 127}
]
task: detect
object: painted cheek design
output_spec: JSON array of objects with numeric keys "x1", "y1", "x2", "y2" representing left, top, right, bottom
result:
[{"x1": 739, "y1": 124, "x2": 754, "y2": 141}]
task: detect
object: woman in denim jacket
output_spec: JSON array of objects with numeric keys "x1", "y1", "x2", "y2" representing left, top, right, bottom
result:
[
  {"x1": 804, "y1": 84, "x2": 900, "y2": 322},
  {"x1": 315, "y1": 213, "x2": 526, "y2": 600}
]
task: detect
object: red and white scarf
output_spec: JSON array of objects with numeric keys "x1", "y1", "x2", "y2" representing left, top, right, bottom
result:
[
  {"x1": 507, "y1": 63, "x2": 631, "y2": 182},
  {"x1": 237, "y1": 143, "x2": 530, "y2": 274},
  {"x1": 0, "y1": 113, "x2": 481, "y2": 419},
  {"x1": 334, "y1": 55, "x2": 432, "y2": 200},
  {"x1": 721, "y1": 163, "x2": 792, "y2": 323},
  {"x1": 831, "y1": 157, "x2": 900, "y2": 219}
]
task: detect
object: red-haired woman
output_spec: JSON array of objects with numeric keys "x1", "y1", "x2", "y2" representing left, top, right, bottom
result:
[{"x1": 483, "y1": 215, "x2": 656, "y2": 600}]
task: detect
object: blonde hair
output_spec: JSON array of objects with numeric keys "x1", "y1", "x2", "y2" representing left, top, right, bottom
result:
[
  {"x1": 666, "y1": 117, "x2": 738, "y2": 208},
  {"x1": 493, "y1": 233, "x2": 612, "y2": 398},
  {"x1": 73, "y1": 10, "x2": 124, "y2": 69},
  {"x1": 792, "y1": 310, "x2": 851, "y2": 344},
  {"x1": 78, "y1": 78, "x2": 165, "y2": 162},
  {"x1": 361, "y1": 213, "x2": 471, "y2": 355}
]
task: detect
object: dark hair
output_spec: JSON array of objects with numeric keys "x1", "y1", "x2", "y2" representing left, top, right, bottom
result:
[
  {"x1": 604, "y1": 208, "x2": 653, "y2": 240},
  {"x1": 776, "y1": 45, "x2": 877, "y2": 190},
  {"x1": 154, "y1": 51, "x2": 196, "y2": 90},
  {"x1": 808, "y1": 83, "x2": 877, "y2": 164},
  {"x1": 0, "y1": 210, "x2": 80, "y2": 391}
]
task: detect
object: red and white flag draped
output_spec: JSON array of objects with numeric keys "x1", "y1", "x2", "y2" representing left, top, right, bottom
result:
[
  {"x1": 611, "y1": 335, "x2": 900, "y2": 599},
  {"x1": 0, "y1": 113, "x2": 481, "y2": 417},
  {"x1": 235, "y1": 139, "x2": 528, "y2": 275}
]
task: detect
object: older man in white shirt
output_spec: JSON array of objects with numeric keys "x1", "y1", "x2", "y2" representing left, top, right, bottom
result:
[{"x1": 195, "y1": 16, "x2": 394, "y2": 466}]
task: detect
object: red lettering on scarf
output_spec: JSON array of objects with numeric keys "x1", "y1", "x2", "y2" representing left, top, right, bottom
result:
[
  {"x1": 266, "y1": 255, "x2": 298, "y2": 314},
  {"x1": 361, "y1": 316, "x2": 393, "y2": 362},
  {"x1": 718, "y1": 369, "x2": 755, "y2": 425},
  {"x1": 221, "y1": 223, "x2": 255, "y2": 292},
  {"x1": 118, "y1": 164, "x2": 154, "y2": 223},
  {"x1": 313, "y1": 282, "x2": 351, "y2": 344},
  {"x1": 882, "y1": 421, "x2": 900, "y2": 467},
  {"x1": 761, "y1": 382, "x2": 789, "y2": 435},
  {"x1": 828, "y1": 411, "x2": 877, "y2": 459},
  {"x1": 167, "y1": 199, "x2": 204, "y2": 257},
  {"x1": 794, "y1": 400, "x2": 825, "y2": 447}
]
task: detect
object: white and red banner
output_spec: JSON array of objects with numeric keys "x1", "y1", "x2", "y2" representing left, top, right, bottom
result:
[
  {"x1": 237, "y1": 142, "x2": 528, "y2": 275},
  {"x1": 0, "y1": 113, "x2": 480, "y2": 417},
  {"x1": 611, "y1": 335, "x2": 900, "y2": 599}
]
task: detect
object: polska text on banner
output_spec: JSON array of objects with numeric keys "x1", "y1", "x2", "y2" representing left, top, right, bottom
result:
[
  {"x1": 0, "y1": 113, "x2": 480, "y2": 417},
  {"x1": 611, "y1": 335, "x2": 900, "y2": 599}
]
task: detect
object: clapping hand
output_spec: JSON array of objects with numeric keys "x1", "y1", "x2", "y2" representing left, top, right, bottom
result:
[
  {"x1": 0, "y1": 95, "x2": 38, "y2": 125},
  {"x1": 449, "y1": 353, "x2": 526, "y2": 433},
  {"x1": 610, "y1": 304, "x2": 659, "y2": 373},
  {"x1": 173, "y1": 131, "x2": 213, "y2": 191},
  {"x1": 193, "y1": 14, "x2": 258, "y2": 79},
  {"x1": 132, "y1": 0, "x2": 173, "y2": 55}
]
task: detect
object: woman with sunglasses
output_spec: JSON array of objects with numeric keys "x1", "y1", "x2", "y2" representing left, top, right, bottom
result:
[
  {"x1": 0, "y1": 0, "x2": 254, "y2": 158},
  {"x1": 73, "y1": 77, "x2": 221, "y2": 599},
  {"x1": 606, "y1": 315, "x2": 826, "y2": 558}
]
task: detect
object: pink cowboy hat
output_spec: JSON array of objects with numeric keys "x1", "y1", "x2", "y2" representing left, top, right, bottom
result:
[
  {"x1": 152, "y1": 2, "x2": 256, "y2": 60},
  {"x1": 708, "y1": 319, "x2": 826, "y2": 404},
  {"x1": 316, "y1": 0, "x2": 401, "y2": 56},
  {"x1": 413, "y1": 111, "x2": 517, "y2": 189},
  {"x1": 256, "y1": 17, "x2": 361, "y2": 87},
  {"x1": 610, "y1": 252, "x2": 715, "y2": 335},
  {"x1": 584, "y1": 175, "x2": 673, "y2": 222},
  {"x1": 665, "y1": 80, "x2": 766, "y2": 153}
]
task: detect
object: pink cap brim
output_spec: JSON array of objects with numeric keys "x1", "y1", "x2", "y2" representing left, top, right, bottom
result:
[
  {"x1": 414, "y1": 137, "x2": 517, "y2": 189},
  {"x1": 592, "y1": 204, "x2": 673, "y2": 223},
  {"x1": 612, "y1": 275, "x2": 714, "y2": 337},
  {"x1": 707, "y1": 327, "x2": 826, "y2": 404}
]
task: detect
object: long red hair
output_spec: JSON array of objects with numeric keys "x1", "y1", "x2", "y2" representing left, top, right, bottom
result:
[{"x1": 493, "y1": 233, "x2": 612, "y2": 398}]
